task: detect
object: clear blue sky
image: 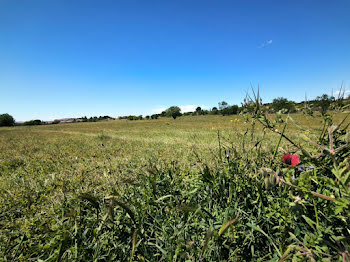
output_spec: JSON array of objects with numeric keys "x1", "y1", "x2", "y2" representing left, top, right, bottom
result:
[{"x1": 1, "y1": 0, "x2": 349, "y2": 121}]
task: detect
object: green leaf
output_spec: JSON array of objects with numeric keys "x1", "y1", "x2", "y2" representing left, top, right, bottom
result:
[
  {"x1": 302, "y1": 215, "x2": 316, "y2": 230},
  {"x1": 218, "y1": 218, "x2": 239, "y2": 236}
]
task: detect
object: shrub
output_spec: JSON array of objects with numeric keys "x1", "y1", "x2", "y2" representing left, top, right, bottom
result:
[
  {"x1": 211, "y1": 107, "x2": 219, "y2": 115},
  {"x1": 221, "y1": 105, "x2": 239, "y2": 115},
  {"x1": 23, "y1": 119, "x2": 42, "y2": 126},
  {"x1": 52, "y1": 120, "x2": 60, "y2": 124}
]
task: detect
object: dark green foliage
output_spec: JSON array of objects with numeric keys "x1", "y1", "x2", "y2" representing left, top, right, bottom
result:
[
  {"x1": 165, "y1": 106, "x2": 182, "y2": 119},
  {"x1": 0, "y1": 113, "x2": 15, "y2": 126},
  {"x1": 119, "y1": 115, "x2": 143, "y2": 120},
  {"x1": 85, "y1": 115, "x2": 113, "y2": 122},
  {"x1": 24, "y1": 119, "x2": 42, "y2": 126},
  {"x1": 271, "y1": 97, "x2": 296, "y2": 113},
  {"x1": 211, "y1": 107, "x2": 219, "y2": 115},
  {"x1": 316, "y1": 94, "x2": 332, "y2": 115},
  {"x1": 127, "y1": 116, "x2": 139, "y2": 120},
  {"x1": 52, "y1": 120, "x2": 60, "y2": 124},
  {"x1": 221, "y1": 105, "x2": 239, "y2": 115}
]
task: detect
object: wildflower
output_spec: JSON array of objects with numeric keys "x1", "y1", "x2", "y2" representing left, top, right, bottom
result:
[
  {"x1": 291, "y1": 195, "x2": 303, "y2": 204},
  {"x1": 282, "y1": 154, "x2": 300, "y2": 166},
  {"x1": 297, "y1": 165, "x2": 315, "y2": 171},
  {"x1": 297, "y1": 164, "x2": 305, "y2": 171},
  {"x1": 304, "y1": 131, "x2": 310, "y2": 135},
  {"x1": 230, "y1": 120, "x2": 233, "y2": 123},
  {"x1": 275, "y1": 129, "x2": 279, "y2": 132}
]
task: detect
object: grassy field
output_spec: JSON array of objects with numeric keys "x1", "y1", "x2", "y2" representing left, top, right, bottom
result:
[{"x1": 0, "y1": 113, "x2": 349, "y2": 261}]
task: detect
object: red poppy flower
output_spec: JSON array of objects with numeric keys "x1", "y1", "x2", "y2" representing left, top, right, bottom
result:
[{"x1": 282, "y1": 154, "x2": 300, "y2": 166}]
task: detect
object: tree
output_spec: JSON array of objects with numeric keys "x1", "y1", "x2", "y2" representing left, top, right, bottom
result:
[
  {"x1": 211, "y1": 107, "x2": 218, "y2": 115},
  {"x1": 222, "y1": 105, "x2": 239, "y2": 115},
  {"x1": 316, "y1": 94, "x2": 331, "y2": 115},
  {"x1": 0, "y1": 113, "x2": 15, "y2": 126},
  {"x1": 218, "y1": 101, "x2": 228, "y2": 110},
  {"x1": 165, "y1": 106, "x2": 181, "y2": 119},
  {"x1": 196, "y1": 106, "x2": 202, "y2": 115},
  {"x1": 271, "y1": 97, "x2": 295, "y2": 113}
]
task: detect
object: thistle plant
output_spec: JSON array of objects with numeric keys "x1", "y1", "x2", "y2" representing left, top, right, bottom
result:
[{"x1": 243, "y1": 87, "x2": 350, "y2": 260}]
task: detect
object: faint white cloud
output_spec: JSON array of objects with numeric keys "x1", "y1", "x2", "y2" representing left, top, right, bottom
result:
[
  {"x1": 180, "y1": 105, "x2": 197, "y2": 112},
  {"x1": 259, "y1": 39, "x2": 273, "y2": 48},
  {"x1": 334, "y1": 89, "x2": 350, "y2": 95},
  {"x1": 151, "y1": 107, "x2": 167, "y2": 114},
  {"x1": 180, "y1": 105, "x2": 210, "y2": 112}
]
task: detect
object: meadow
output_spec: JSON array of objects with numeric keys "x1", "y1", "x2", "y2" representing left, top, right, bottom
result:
[{"x1": 0, "y1": 112, "x2": 349, "y2": 261}]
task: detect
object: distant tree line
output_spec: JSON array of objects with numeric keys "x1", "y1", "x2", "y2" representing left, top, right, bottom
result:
[
  {"x1": 1, "y1": 92, "x2": 349, "y2": 126},
  {"x1": 263, "y1": 93, "x2": 349, "y2": 115},
  {"x1": 118, "y1": 93, "x2": 350, "y2": 121},
  {"x1": 0, "y1": 114, "x2": 114, "y2": 127},
  {"x1": 79, "y1": 116, "x2": 113, "y2": 122},
  {"x1": 119, "y1": 102, "x2": 242, "y2": 120}
]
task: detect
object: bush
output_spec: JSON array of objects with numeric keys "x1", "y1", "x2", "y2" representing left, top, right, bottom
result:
[
  {"x1": 0, "y1": 113, "x2": 15, "y2": 126},
  {"x1": 211, "y1": 107, "x2": 219, "y2": 115},
  {"x1": 24, "y1": 119, "x2": 42, "y2": 126},
  {"x1": 221, "y1": 105, "x2": 239, "y2": 115}
]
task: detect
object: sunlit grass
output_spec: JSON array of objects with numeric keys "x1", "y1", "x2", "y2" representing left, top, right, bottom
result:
[{"x1": 0, "y1": 112, "x2": 349, "y2": 261}]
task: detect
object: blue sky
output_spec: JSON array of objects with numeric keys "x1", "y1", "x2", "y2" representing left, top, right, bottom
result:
[{"x1": 1, "y1": 0, "x2": 350, "y2": 121}]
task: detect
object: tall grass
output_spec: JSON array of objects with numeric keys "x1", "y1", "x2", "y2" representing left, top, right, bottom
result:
[{"x1": 0, "y1": 106, "x2": 349, "y2": 260}]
